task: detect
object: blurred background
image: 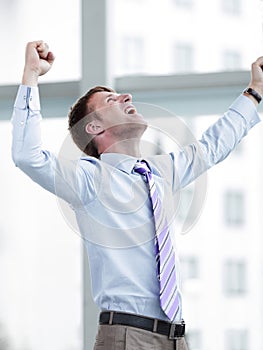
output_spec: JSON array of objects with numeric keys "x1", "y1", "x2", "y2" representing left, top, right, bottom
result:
[{"x1": 0, "y1": 0, "x2": 263, "y2": 349}]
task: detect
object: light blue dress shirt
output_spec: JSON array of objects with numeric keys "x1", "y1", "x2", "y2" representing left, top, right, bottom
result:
[{"x1": 11, "y1": 85, "x2": 260, "y2": 323}]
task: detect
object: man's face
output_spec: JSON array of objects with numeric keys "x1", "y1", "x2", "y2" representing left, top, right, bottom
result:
[{"x1": 88, "y1": 91, "x2": 147, "y2": 138}]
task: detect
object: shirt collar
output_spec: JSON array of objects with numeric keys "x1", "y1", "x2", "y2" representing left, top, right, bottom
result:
[{"x1": 100, "y1": 153, "x2": 138, "y2": 174}]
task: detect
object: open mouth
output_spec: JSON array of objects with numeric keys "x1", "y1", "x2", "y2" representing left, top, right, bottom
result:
[{"x1": 124, "y1": 105, "x2": 137, "y2": 115}]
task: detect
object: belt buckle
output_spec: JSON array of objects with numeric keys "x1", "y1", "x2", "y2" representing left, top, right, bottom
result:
[
  {"x1": 168, "y1": 321, "x2": 185, "y2": 340},
  {"x1": 169, "y1": 324, "x2": 178, "y2": 340}
]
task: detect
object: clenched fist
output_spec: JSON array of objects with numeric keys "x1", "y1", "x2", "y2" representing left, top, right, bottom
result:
[
  {"x1": 248, "y1": 56, "x2": 263, "y2": 96},
  {"x1": 22, "y1": 40, "x2": 55, "y2": 86}
]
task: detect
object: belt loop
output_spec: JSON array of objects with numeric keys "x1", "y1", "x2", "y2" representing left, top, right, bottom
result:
[
  {"x1": 109, "y1": 311, "x2": 114, "y2": 325},
  {"x1": 153, "y1": 319, "x2": 158, "y2": 333}
]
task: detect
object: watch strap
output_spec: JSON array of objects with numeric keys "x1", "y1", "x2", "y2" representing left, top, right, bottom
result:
[{"x1": 243, "y1": 87, "x2": 262, "y2": 104}]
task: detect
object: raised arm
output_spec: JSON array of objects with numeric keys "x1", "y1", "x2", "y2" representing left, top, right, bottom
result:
[
  {"x1": 173, "y1": 56, "x2": 263, "y2": 189},
  {"x1": 11, "y1": 41, "x2": 95, "y2": 206}
]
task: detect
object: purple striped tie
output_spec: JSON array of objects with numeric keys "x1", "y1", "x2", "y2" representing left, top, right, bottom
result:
[{"x1": 134, "y1": 160, "x2": 179, "y2": 321}]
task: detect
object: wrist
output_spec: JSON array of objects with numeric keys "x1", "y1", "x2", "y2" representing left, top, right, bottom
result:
[
  {"x1": 22, "y1": 67, "x2": 39, "y2": 87},
  {"x1": 243, "y1": 87, "x2": 262, "y2": 105},
  {"x1": 247, "y1": 84, "x2": 263, "y2": 97}
]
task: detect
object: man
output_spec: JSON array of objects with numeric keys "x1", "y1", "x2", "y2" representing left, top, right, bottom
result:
[{"x1": 12, "y1": 41, "x2": 263, "y2": 350}]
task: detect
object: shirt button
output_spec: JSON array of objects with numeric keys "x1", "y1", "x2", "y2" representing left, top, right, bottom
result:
[{"x1": 20, "y1": 121, "x2": 24, "y2": 125}]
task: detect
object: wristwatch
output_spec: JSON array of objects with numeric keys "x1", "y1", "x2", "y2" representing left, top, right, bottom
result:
[{"x1": 243, "y1": 87, "x2": 262, "y2": 104}]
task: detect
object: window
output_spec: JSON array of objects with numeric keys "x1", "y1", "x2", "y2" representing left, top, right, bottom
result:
[
  {"x1": 0, "y1": 0, "x2": 81, "y2": 84},
  {"x1": 223, "y1": 50, "x2": 242, "y2": 70},
  {"x1": 174, "y1": 43, "x2": 194, "y2": 73},
  {"x1": 223, "y1": 260, "x2": 247, "y2": 295},
  {"x1": 224, "y1": 191, "x2": 245, "y2": 226},
  {"x1": 120, "y1": 36, "x2": 145, "y2": 74},
  {"x1": 221, "y1": 0, "x2": 242, "y2": 15},
  {"x1": 225, "y1": 329, "x2": 249, "y2": 350},
  {"x1": 113, "y1": 0, "x2": 260, "y2": 75},
  {"x1": 180, "y1": 256, "x2": 199, "y2": 281}
]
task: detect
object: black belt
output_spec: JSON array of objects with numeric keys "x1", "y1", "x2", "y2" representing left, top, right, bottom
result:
[{"x1": 99, "y1": 311, "x2": 185, "y2": 340}]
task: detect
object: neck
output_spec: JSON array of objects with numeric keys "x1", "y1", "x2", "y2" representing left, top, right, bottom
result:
[{"x1": 100, "y1": 137, "x2": 142, "y2": 157}]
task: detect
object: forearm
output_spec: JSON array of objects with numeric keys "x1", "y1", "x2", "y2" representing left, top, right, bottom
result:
[
  {"x1": 199, "y1": 94, "x2": 260, "y2": 168},
  {"x1": 174, "y1": 94, "x2": 260, "y2": 189},
  {"x1": 11, "y1": 85, "x2": 58, "y2": 193},
  {"x1": 12, "y1": 85, "x2": 41, "y2": 163}
]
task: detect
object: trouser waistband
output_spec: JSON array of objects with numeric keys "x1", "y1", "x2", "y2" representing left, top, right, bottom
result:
[{"x1": 99, "y1": 311, "x2": 185, "y2": 340}]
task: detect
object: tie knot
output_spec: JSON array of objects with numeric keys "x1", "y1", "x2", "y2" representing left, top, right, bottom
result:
[{"x1": 133, "y1": 161, "x2": 151, "y2": 176}]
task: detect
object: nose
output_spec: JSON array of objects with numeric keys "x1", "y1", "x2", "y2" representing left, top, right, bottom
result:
[{"x1": 118, "y1": 93, "x2": 132, "y2": 103}]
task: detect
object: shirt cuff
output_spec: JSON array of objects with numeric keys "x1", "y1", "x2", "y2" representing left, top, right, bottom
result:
[
  {"x1": 14, "y1": 85, "x2": 40, "y2": 111},
  {"x1": 229, "y1": 94, "x2": 261, "y2": 128}
]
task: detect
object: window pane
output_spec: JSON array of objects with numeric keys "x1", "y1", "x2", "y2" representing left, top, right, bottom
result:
[
  {"x1": 224, "y1": 191, "x2": 245, "y2": 226},
  {"x1": 223, "y1": 50, "x2": 242, "y2": 70},
  {"x1": 223, "y1": 260, "x2": 247, "y2": 295},
  {"x1": 0, "y1": 0, "x2": 81, "y2": 84},
  {"x1": 119, "y1": 36, "x2": 145, "y2": 75},
  {"x1": 180, "y1": 257, "x2": 199, "y2": 280},
  {"x1": 174, "y1": 0, "x2": 193, "y2": 8},
  {"x1": 174, "y1": 43, "x2": 194, "y2": 73},
  {"x1": 225, "y1": 329, "x2": 249, "y2": 350},
  {"x1": 222, "y1": 0, "x2": 242, "y2": 15}
]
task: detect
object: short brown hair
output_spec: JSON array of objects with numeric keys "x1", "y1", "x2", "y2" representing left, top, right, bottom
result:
[{"x1": 68, "y1": 86, "x2": 115, "y2": 158}]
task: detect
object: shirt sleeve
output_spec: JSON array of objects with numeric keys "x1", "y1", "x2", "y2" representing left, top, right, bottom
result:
[
  {"x1": 11, "y1": 85, "x2": 96, "y2": 206},
  {"x1": 171, "y1": 94, "x2": 261, "y2": 189}
]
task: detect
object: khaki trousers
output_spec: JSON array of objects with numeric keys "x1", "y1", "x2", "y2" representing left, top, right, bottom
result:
[{"x1": 93, "y1": 324, "x2": 189, "y2": 350}]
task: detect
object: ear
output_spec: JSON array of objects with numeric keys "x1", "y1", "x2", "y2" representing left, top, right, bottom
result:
[{"x1": 85, "y1": 120, "x2": 104, "y2": 135}]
